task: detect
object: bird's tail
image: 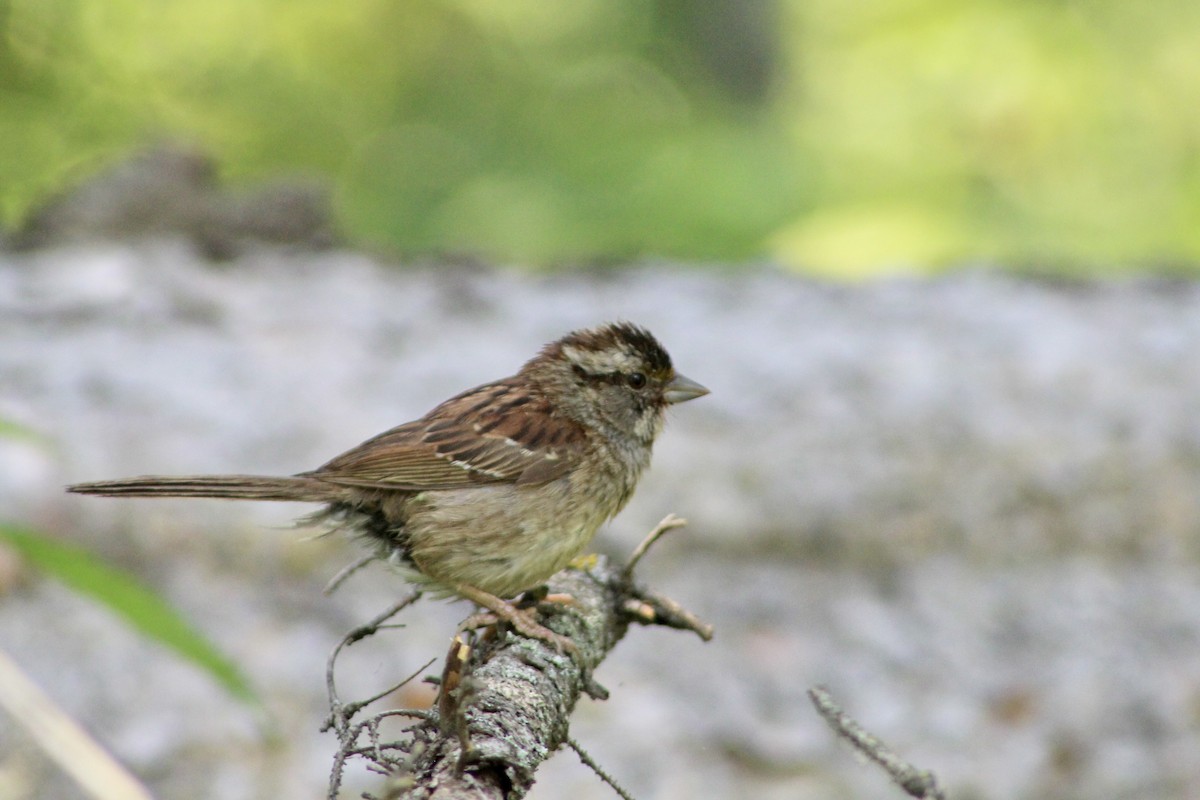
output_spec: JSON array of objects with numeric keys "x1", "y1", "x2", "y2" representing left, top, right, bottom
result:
[{"x1": 67, "y1": 474, "x2": 345, "y2": 503}]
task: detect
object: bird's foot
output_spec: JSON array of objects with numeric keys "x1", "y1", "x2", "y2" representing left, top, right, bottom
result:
[{"x1": 455, "y1": 584, "x2": 581, "y2": 661}]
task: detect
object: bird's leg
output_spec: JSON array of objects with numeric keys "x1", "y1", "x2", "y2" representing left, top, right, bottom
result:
[{"x1": 453, "y1": 583, "x2": 580, "y2": 659}]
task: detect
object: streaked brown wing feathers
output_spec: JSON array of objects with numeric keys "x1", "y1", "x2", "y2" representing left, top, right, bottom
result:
[{"x1": 304, "y1": 380, "x2": 585, "y2": 490}]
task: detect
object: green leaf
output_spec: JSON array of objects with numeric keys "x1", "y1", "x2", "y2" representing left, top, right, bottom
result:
[{"x1": 0, "y1": 524, "x2": 259, "y2": 706}]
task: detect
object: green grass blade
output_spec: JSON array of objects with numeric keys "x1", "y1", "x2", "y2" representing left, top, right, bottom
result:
[{"x1": 0, "y1": 524, "x2": 259, "y2": 706}]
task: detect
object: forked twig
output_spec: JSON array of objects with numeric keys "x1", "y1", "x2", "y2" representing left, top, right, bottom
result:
[
  {"x1": 324, "y1": 591, "x2": 431, "y2": 800},
  {"x1": 324, "y1": 592, "x2": 421, "y2": 737},
  {"x1": 619, "y1": 513, "x2": 712, "y2": 641}
]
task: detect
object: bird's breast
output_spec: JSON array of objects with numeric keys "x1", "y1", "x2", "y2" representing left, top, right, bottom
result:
[{"x1": 397, "y1": 477, "x2": 614, "y2": 598}]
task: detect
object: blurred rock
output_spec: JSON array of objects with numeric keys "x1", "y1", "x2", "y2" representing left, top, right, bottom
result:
[{"x1": 8, "y1": 145, "x2": 337, "y2": 259}]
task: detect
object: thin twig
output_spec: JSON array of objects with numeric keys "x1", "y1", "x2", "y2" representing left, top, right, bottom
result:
[
  {"x1": 339, "y1": 657, "x2": 437, "y2": 722},
  {"x1": 568, "y1": 737, "x2": 638, "y2": 800},
  {"x1": 808, "y1": 686, "x2": 948, "y2": 800},
  {"x1": 624, "y1": 513, "x2": 687, "y2": 578},
  {"x1": 323, "y1": 554, "x2": 378, "y2": 596},
  {"x1": 323, "y1": 592, "x2": 425, "y2": 800},
  {"x1": 325, "y1": 592, "x2": 421, "y2": 736}
]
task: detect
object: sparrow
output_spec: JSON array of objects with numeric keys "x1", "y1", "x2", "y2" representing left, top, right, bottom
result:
[{"x1": 68, "y1": 322, "x2": 708, "y2": 653}]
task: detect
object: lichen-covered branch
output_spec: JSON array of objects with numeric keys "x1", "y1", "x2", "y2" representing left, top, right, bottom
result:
[{"x1": 327, "y1": 519, "x2": 711, "y2": 800}]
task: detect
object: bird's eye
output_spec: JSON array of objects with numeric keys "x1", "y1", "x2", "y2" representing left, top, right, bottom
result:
[{"x1": 626, "y1": 372, "x2": 647, "y2": 389}]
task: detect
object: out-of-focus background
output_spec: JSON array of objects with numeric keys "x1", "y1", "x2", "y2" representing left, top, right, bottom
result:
[
  {"x1": 3, "y1": 2, "x2": 1200, "y2": 799},
  {"x1": 4, "y1": 0, "x2": 1200, "y2": 274}
]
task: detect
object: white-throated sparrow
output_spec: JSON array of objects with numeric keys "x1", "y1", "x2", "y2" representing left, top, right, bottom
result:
[{"x1": 69, "y1": 322, "x2": 708, "y2": 652}]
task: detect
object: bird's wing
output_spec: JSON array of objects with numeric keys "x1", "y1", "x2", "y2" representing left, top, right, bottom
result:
[{"x1": 303, "y1": 380, "x2": 587, "y2": 491}]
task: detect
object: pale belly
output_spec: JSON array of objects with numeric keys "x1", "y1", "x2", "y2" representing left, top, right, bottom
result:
[{"x1": 399, "y1": 479, "x2": 620, "y2": 598}]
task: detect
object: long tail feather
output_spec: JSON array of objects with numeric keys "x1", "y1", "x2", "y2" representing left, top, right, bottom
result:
[{"x1": 66, "y1": 474, "x2": 342, "y2": 503}]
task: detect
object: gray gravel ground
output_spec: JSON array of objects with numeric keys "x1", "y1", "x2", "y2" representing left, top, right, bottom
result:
[{"x1": 2, "y1": 241, "x2": 1200, "y2": 799}]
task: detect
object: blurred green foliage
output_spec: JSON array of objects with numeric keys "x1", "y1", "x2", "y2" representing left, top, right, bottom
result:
[
  {"x1": 0, "y1": 523, "x2": 259, "y2": 706},
  {"x1": 1, "y1": 0, "x2": 1197, "y2": 274},
  {"x1": 0, "y1": 416, "x2": 257, "y2": 705}
]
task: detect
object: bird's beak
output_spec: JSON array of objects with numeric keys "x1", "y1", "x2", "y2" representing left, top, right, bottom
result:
[{"x1": 664, "y1": 373, "x2": 710, "y2": 404}]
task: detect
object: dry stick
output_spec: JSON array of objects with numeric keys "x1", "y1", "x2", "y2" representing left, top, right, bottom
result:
[
  {"x1": 808, "y1": 686, "x2": 948, "y2": 800},
  {"x1": 0, "y1": 648, "x2": 154, "y2": 800}
]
